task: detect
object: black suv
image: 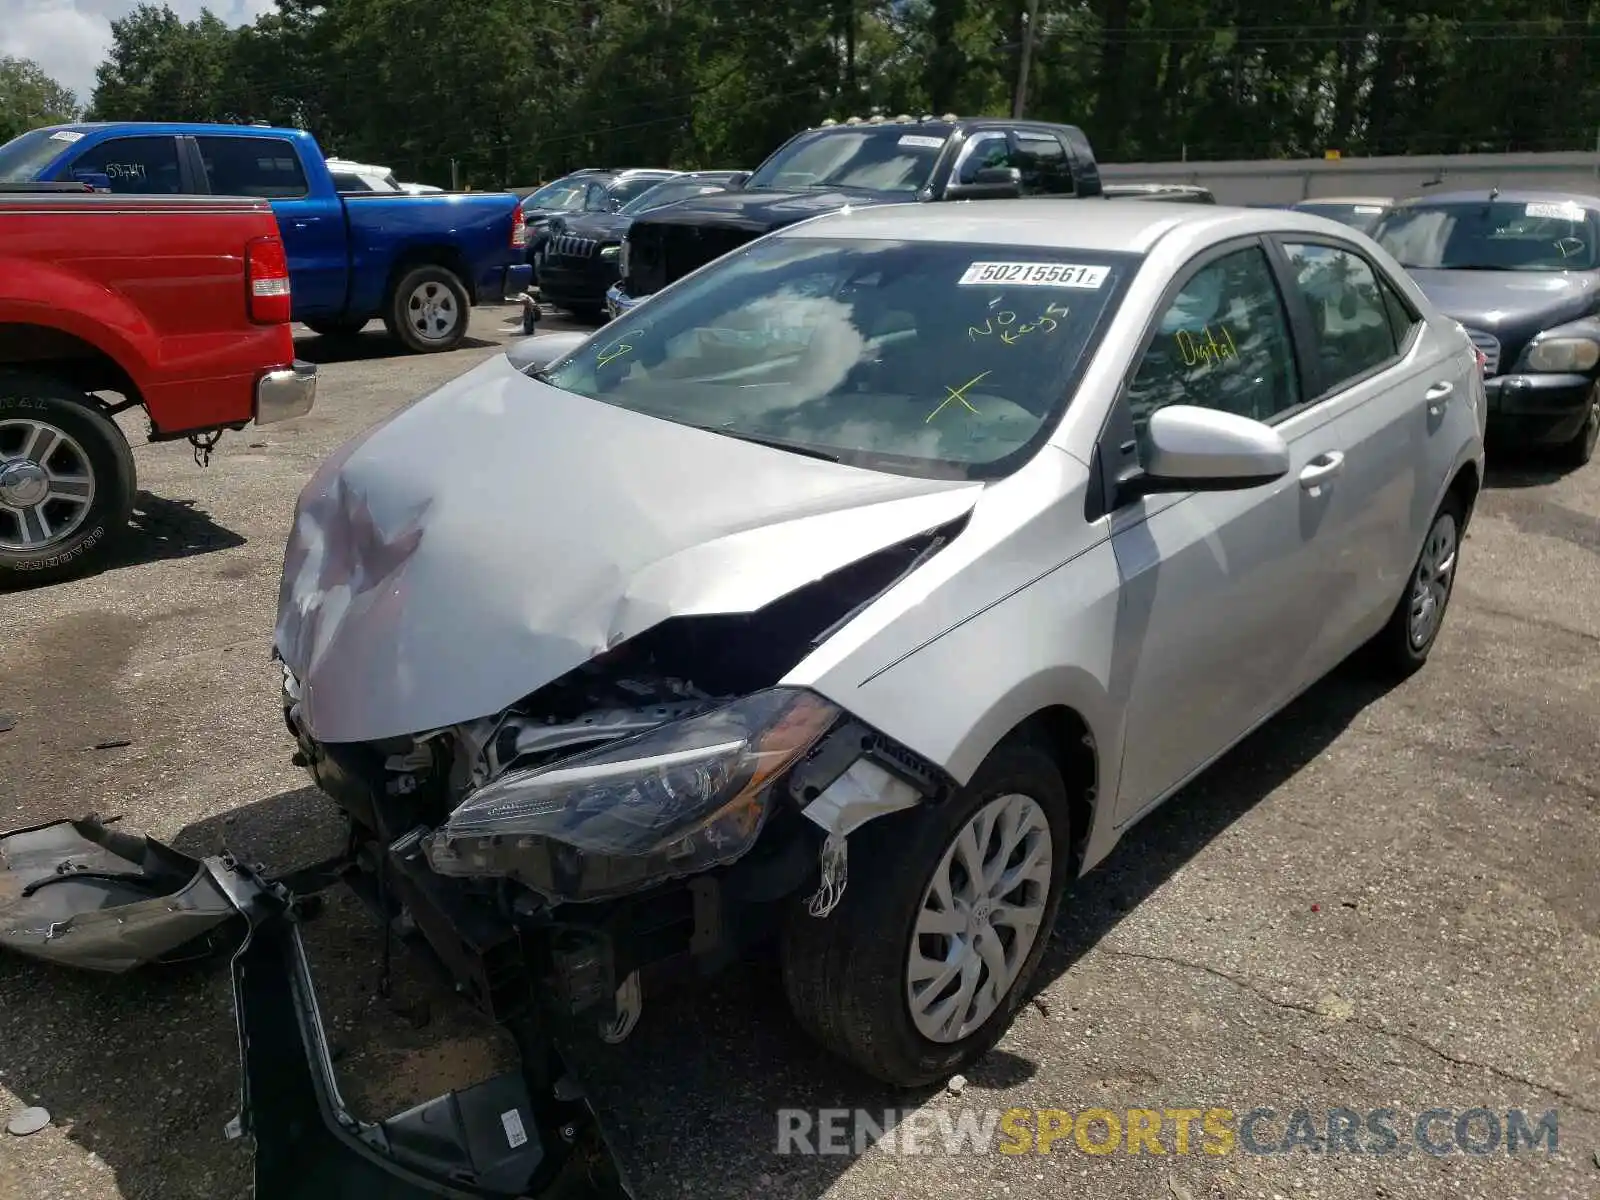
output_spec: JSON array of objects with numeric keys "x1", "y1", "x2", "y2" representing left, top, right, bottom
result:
[
  {"x1": 520, "y1": 168, "x2": 677, "y2": 267},
  {"x1": 537, "y1": 170, "x2": 747, "y2": 320},
  {"x1": 608, "y1": 115, "x2": 1104, "y2": 318}
]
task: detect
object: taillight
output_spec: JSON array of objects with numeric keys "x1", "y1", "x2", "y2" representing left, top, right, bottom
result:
[
  {"x1": 245, "y1": 236, "x2": 292, "y2": 325},
  {"x1": 511, "y1": 205, "x2": 527, "y2": 248}
]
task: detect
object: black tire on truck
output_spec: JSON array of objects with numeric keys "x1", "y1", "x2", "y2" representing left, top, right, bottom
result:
[
  {"x1": 304, "y1": 317, "x2": 370, "y2": 338},
  {"x1": 384, "y1": 264, "x2": 471, "y2": 353},
  {"x1": 0, "y1": 372, "x2": 136, "y2": 588}
]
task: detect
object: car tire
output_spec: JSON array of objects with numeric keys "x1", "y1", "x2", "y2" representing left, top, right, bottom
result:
[
  {"x1": 384, "y1": 265, "x2": 470, "y2": 353},
  {"x1": 0, "y1": 373, "x2": 135, "y2": 588},
  {"x1": 1368, "y1": 492, "x2": 1465, "y2": 677},
  {"x1": 304, "y1": 318, "x2": 369, "y2": 338},
  {"x1": 567, "y1": 305, "x2": 606, "y2": 324},
  {"x1": 781, "y1": 740, "x2": 1072, "y2": 1087},
  {"x1": 1554, "y1": 382, "x2": 1599, "y2": 468}
]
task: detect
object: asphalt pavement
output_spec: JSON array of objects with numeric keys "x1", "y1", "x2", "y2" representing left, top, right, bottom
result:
[{"x1": 0, "y1": 304, "x2": 1595, "y2": 1200}]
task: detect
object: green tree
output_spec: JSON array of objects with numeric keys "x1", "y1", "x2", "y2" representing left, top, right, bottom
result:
[
  {"x1": 0, "y1": 57, "x2": 80, "y2": 143},
  {"x1": 89, "y1": 4, "x2": 239, "y2": 122}
]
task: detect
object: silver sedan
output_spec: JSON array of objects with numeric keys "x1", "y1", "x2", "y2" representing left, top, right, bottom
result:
[{"x1": 269, "y1": 199, "x2": 1485, "y2": 1088}]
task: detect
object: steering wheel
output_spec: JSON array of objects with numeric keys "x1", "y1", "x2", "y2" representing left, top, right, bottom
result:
[{"x1": 1555, "y1": 235, "x2": 1586, "y2": 260}]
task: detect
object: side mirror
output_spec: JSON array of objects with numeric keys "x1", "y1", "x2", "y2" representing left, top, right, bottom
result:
[
  {"x1": 505, "y1": 331, "x2": 591, "y2": 374},
  {"x1": 1116, "y1": 405, "x2": 1289, "y2": 504},
  {"x1": 724, "y1": 172, "x2": 750, "y2": 190},
  {"x1": 945, "y1": 166, "x2": 1023, "y2": 200}
]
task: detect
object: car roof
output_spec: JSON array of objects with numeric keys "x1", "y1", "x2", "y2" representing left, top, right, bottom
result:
[
  {"x1": 772, "y1": 199, "x2": 1358, "y2": 255},
  {"x1": 1294, "y1": 196, "x2": 1392, "y2": 206},
  {"x1": 1395, "y1": 189, "x2": 1600, "y2": 209}
]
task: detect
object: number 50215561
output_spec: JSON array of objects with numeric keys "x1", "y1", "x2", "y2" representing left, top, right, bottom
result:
[{"x1": 957, "y1": 261, "x2": 1109, "y2": 288}]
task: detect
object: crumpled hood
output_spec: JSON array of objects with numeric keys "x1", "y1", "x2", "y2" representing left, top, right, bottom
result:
[
  {"x1": 275, "y1": 354, "x2": 981, "y2": 744},
  {"x1": 1408, "y1": 268, "x2": 1600, "y2": 331}
]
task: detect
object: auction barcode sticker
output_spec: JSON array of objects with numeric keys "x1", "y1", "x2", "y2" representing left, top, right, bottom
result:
[
  {"x1": 958, "y1": 262, "x2": 1108, "y2": 288},
  {"x1": 1526, "y1": 201, "x2": 1583, "y2": 220},
  {"x1": 501, "y1": 1107, "x2": 529, "y2": 1149}
]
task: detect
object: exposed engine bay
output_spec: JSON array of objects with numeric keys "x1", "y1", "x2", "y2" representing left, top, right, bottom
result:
[{"x1": 276, "y1": 520, "x2": 961, "y2": 1049}]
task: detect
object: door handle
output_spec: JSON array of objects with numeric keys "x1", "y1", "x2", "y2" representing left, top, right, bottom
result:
[
  {"x1": 1299, "y1": 450, "x2": 1345, "y2": 491},
  {"x1": 1425, "y1": 380, "x2": 1454, "y2": 413}
]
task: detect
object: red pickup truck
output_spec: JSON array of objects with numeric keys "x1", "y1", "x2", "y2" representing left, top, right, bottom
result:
[{"x1": 0, "y1": 184, "x2": 315, "y2": 585}]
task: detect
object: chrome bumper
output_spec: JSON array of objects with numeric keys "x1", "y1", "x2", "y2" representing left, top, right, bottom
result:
[{"x1": 256, "y1": 360, "x2": 317, "y2": 425}]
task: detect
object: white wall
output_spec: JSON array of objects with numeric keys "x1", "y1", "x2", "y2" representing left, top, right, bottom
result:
[{"x1": 1099, "y1": 152, "x2": 1600, "y2": 205}]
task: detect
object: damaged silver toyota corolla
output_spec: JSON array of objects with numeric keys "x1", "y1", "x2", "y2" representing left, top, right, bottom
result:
[{"x1": 4, "y1": 200, "x2": 1484, "y2": 1194}]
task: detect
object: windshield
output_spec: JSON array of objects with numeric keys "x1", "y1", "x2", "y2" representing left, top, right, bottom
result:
[
  {"x1": 1374, "y1": 200, "x2": 1598, "y2": 270},
  {"x1": 523, "y1": 177, "x2": 589, "y2": 211},
  {"x1": 1296, "y1": 202, "x2": 1388, "y2": 233},
  {"x1": 606, "y1": 175, "x2": 672, "y2": 208},
  {"x1": 538, "y1": 237, "x2": 1133, "y2": 480},
  {"x1": 0, "y1": 128, "x2": 74, "y2": 183},
  {"x1": 746, "y1": 128, "x2": 946, "y2": 194},
  {"x1": 618, "y1": 177, "x2": 727, "y2": 215}
]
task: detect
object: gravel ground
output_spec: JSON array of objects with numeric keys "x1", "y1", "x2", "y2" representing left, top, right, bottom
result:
[{"x1": 1, "y1": 303, "x2": 1596, "y2": 1200}]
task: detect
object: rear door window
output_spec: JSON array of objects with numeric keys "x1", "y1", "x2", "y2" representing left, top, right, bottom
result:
[
  {"x1": 1009, "y1": 130, "x2": 1075, "y2": 196},
  {"x1": 65, "y1": 136, "x2": 182, "y2": 194},
  {"x1": 1279, "y1": 242, "x2": 1400, "y2": 394},
  {"x1": 196, "y1": 136, "x2": 309, "y2": 198}
]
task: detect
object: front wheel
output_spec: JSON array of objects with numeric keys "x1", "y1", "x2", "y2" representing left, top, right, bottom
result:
[
  {"x1": 782, "y1": 741, "x2": 1072, "y2": 1086},
  {"x1": 385, "y1": 265, "x2": 470, "y2": 353},
  {"x1": 0, "y1": 373, "x2": 136, "y2": 588}
]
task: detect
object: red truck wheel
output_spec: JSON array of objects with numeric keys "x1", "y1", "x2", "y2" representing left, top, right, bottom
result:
[
  {"x1": 385, "y1": 265, "x2": 470, "y2": 353},
  {"x1": 0, "y1": 374, "x2": 136, "y2": 588}
]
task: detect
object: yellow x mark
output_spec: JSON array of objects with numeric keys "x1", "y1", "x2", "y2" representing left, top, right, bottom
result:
[{"x1": 926, "y1": 370, "x2": 991, "y2": 423}]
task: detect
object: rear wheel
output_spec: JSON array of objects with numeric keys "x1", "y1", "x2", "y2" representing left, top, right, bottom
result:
[
  {"x1": 0, "y1": 374, "x2": 135, "y2": 588},
  {"x1": 385, "y1": 265, "x2": 470, "y2": 353},
  {"x1": 782, "y1": 741, "x2": 1071, "y2": 1086},
  {"x1": 1554, "y1": 382, "x2": 1599, "y2": 468},
  {"x1": 1368, "y1": 493, "x2": 1464, "y2": 677}
]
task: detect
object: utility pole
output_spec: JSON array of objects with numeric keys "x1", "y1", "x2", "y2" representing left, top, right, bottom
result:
[
  {"x1": 1012, "y1": 0, "x2": 1040, "y2": 118},
  {"x1": 450, "y1": 157, "x2": 460, "y2": 190}
]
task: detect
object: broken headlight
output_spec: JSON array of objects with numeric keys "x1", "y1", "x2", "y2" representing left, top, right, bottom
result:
[{"x1": 424, "y1": 688, "x2": 839, "y2": 900}]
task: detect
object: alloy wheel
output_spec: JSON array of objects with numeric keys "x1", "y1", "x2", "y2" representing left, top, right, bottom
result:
[{"x1": 905, "y1": 792, "x2": 1054, "y2": 1044}]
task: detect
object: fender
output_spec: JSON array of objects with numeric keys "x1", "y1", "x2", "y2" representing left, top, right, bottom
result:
[{"x1": 0, "y1": 256, "x2": 157, "y2": 404}]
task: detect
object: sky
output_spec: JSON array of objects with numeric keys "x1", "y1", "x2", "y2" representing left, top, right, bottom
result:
[{"x1": 3, "y1": 0, "x2": 275, "y2": 106}]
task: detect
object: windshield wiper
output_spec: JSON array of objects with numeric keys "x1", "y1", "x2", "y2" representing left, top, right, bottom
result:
[
  {"x1": 694, "y1": 425, "x2": 842, "y2": 462},
  {"x1": 1437, "y1": 263, "x2": 1523, "y2": 271}
]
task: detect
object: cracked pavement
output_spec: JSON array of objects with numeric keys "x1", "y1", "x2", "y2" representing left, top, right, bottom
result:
[{"x1": 1, "y1": 305, "x2": 1596, "y2": 1199}]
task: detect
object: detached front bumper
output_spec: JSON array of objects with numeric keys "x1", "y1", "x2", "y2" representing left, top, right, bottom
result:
[
  {"x1": 1485, "y1": 371, "x2": 1597, "y2": 445},
  {"x1": 255, "y1": 361, "x2": 317, "y2": 425},
  {"x1": 0, "y1": 816, "x2": 599, "y2": 1199}
]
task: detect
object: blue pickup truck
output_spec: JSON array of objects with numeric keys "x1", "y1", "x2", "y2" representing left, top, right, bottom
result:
[{"x1": 0, "y1": 122, "x2": 531, "y2": 352}]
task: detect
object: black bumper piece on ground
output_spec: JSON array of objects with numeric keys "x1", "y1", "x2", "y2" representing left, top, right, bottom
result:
[
  {"x1": 233, "y1": 893, "x2": 555, "y2": 1199},
  {"x1": 0, "y1": 817, "x2": 596, "y2": 1200}
]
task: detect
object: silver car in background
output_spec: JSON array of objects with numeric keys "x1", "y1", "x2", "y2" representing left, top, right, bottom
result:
[{"x1": 270, "y1": 200, "x2": 1485, "y2": 1089}]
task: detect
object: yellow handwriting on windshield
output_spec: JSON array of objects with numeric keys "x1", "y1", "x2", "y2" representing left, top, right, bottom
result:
[
  {"x1": 1176, "y1": 325, "x2": 1238, "y2": 366},
  {"x1": 927, "y1": 370, "x2": 991, "y2": 423},
  {"x1": 596, "y1": 339, "x2": 633, "y2": 367}
]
